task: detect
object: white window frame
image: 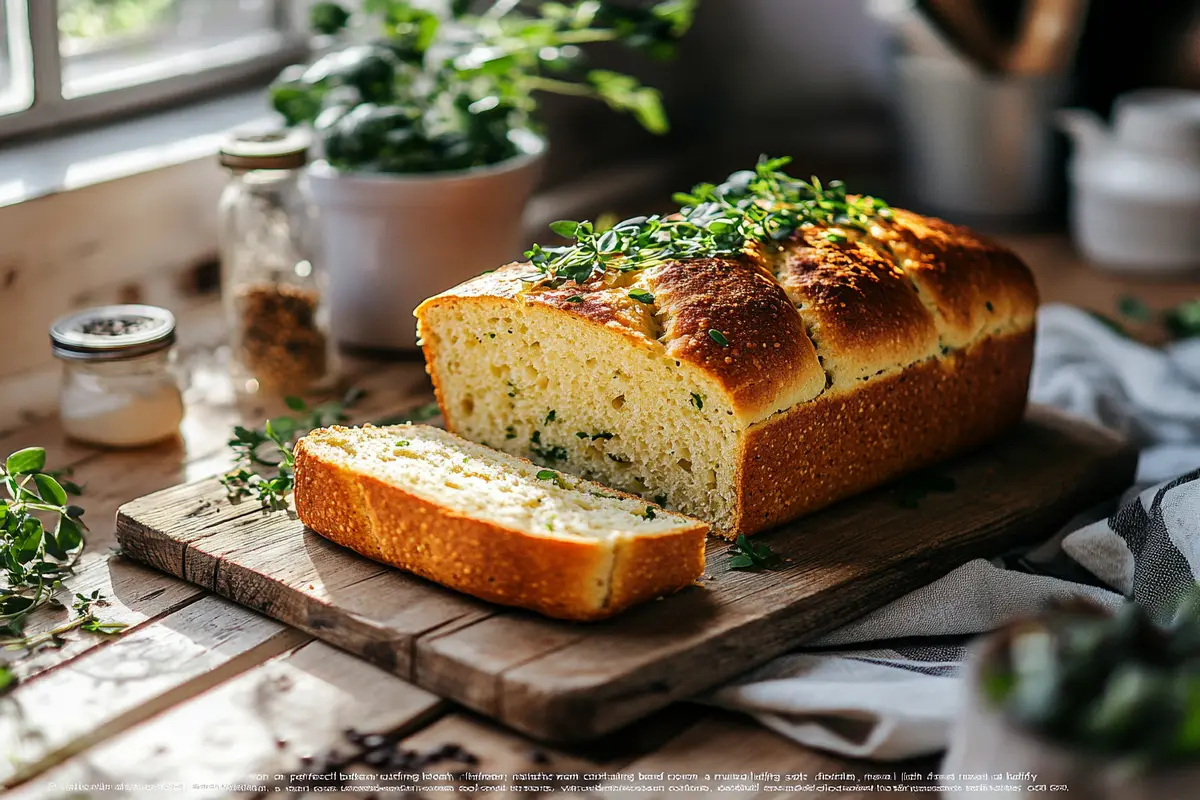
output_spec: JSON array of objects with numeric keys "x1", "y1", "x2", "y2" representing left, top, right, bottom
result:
[{"x1": 0, "y1": 0, "x2": 309, "y2": 141}]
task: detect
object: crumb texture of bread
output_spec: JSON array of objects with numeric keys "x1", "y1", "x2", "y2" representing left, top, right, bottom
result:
[
  {"x1": 415, "y1": 208, "x2": 1039, "y2": 536},
  {"x1": 292, "y1": 424, "x2": 707, "y2": 620}
]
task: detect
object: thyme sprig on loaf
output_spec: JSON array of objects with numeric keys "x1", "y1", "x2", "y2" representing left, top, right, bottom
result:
[{"x1": 523, "y1": 156, "x2": 891, "y2": 286}]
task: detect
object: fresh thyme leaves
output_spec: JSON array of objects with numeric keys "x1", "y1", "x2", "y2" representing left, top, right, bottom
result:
[
  {"x1": 536, "y1": 470, "x2": 557, "y2": 481},
  {"x1": 628, "y1": 289, "x2": 655, "y2": 304},
  {"x1": 727, "y1": 534, "x2": 779, "y2": 571},
  {"x1": 222, "y1": 389, "x2": 365, "y2": 510},
  {"x1": 708, "y1": 329, "x2": 729, "y2": 347},
  {"x1": 544, "y1": 410, "x2": 557, "y2": 424},
  {"x1": 591, "y1": 431, "x2": 614, "y2": 440},
  {"x1": 1117, "y1": 294, "x2": 1152, "y2": 323},
  {"x1": 396, "y1": 440, "x2": 411, "y2": 447},
  {"x1": 894, "y1": 471, "x2": 957, "y2": 509},
  {"x1": 524, "y1": 156, "x2": 891, "y2": 287},
  {"x1": 689, "y1": 392, "x2": 703, "y2": 410},
  {"x1": 640, "y1": 506, "x2": 656, "y2": 520},
  {"x1": 566, "y1": 295, "x2": 584, "y2": 303},
  {"x1": 0, "y1": 447, "x2": 125, "y2": 654}
]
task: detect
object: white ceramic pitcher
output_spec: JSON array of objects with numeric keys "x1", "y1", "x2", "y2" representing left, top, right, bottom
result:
[{"x1": 1058, "y1": 89, "x2": 1200, "y2": 273}]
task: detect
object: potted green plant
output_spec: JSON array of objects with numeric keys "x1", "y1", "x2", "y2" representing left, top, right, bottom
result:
[
  {"x1": 271, "y1": 0, "x2": 695, "y2": 349},
  {"x1": 945, "y1": 599, "x2": 1200, "y2": 799}
]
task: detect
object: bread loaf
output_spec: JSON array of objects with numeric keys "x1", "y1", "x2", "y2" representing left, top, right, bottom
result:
[
  {"x1": 293, "y1": 423, "x2": 707, "y2": 620},
  {"x1": 415, "y1": 170, "x2": 1038, "y2": 537}
]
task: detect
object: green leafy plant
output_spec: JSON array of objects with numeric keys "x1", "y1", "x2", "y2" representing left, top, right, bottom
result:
[
  {"x1": 222, "y1": 390, "x2": 365, "y2": 510},
  {"x1": 524, "y1": 156, "x2": 891, "y2": 288},
  {"x1": 0, "y1": 447, "x2": 126, "y2": 669},
  {"x1": 271, "y1": 0, "x2": 696, "y2": 174},
  {"x1": 984, "y1": 597, "x2": 1200, "y2": 768},
  {"x1": 727, "y1": 534, "x2": 779, "y2": 571}
]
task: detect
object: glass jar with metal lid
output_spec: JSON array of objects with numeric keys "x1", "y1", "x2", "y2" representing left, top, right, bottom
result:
[
  {"x1": 218, "y1": 129, "x2": 338, "y2": 397},
  {"x1": 50, "y1": 305, "x2": 184, "y2": 448}
]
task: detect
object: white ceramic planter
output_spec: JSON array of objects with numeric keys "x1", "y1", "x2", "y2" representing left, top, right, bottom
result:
[
  {"x1": 943, "y1": 628, "x2": 1200, "y2": 800},
  {"x1": 308, "y1": 140, "x2": 544, "y2": 350}
]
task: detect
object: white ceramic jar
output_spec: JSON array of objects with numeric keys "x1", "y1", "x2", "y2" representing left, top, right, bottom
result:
[
  {"x1": 50, "y1": 305, "x2": 184, "y2": 448},
  {"x1": 307, "y1": 132, "x2": 544, "y2": 351},
  {"x1": 1059, "y1": 89, "x2": 1200, "y2": 273}
]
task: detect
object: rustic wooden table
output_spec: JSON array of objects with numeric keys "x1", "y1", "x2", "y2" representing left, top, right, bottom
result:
[{"x1": 0, "y1": 235, "x2": 1189, "y2": 799}]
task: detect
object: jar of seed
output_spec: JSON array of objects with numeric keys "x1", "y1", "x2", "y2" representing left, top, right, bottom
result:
[{"x1": 218, "y1": 130, "x2": 338, "y2": 396}]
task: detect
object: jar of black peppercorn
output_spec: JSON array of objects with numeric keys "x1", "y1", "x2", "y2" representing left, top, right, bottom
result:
[{"x1": 218, "y1": 130, "x2": 338, "y2": 396}]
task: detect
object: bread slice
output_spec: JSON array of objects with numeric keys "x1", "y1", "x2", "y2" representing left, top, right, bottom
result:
[{"x1": 292, "y1": 423, "x2": 707, "y2": 620}]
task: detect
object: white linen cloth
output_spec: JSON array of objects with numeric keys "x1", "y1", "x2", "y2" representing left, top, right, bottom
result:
[{"x1": 704, "y1": 304, "x2": 1200, "y2": 760}]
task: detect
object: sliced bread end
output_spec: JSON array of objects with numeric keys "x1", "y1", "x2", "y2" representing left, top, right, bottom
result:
[{"x1": 293, "y1": 423, "x2": 707, "y2": 620}]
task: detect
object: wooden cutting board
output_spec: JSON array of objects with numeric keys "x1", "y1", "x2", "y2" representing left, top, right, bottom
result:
[{"x1": 116, "y1": 405, "x2": 1134, "y2": 743}]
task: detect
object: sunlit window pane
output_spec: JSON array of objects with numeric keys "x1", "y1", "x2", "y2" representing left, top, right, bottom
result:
[
  {"x1": 0, "y1": 0, "x2": 33, "y2": 115},
  {"x1": 59, "y1": 0, "x2": 279, "y2": 98}
]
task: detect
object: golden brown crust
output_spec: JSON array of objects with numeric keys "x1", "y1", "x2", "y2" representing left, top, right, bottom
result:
[
  {"x1": 651, "y1": 256, "x2": 825, "y2": 420},
  {"x1": 775, "y1": 230, "x2": 940, "y2": 390},
  {"x1": 730, "y1": 328, "x2": 1035, "y2": 538},
  {"x1": 872, "y1": 210, "x2": 1039, "y2": 347},
  {"x1": 292, "y1": 438, "x2": 707, "y2": 621},
  {"x1": 417, "y1": 207, "x2": 1038, "y2": 423}
]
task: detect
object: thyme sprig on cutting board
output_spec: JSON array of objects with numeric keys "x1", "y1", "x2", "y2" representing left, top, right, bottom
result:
[
  {"x1": 222, "y1": 391, "x2": 442, "y2": 510},
  {"x1": 0, "y1": 446, "x2": 127, "y2": 675},
  {"x1": 222, "y1": 391, "x2": 363, "y2": 510},
  {"x1": 524, "y1": 156, "x2": 892, "y2": 286},
  {"x1": 727, "y1": 534, "x2": 779, "y2": 571}
]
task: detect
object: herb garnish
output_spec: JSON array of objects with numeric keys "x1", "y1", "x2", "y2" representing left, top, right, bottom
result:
[
  {"x1": 727, "y1": 534, "x2": 779, "y2": 571},
  {"x1": 545, "y1": 410, "x2": 556, "y2": 424},
  {"x1": 653, "y1": 493, "x2": 668, "y2": 506},
  {"x1": 0, "y1": 447, "x2": 126, "y2": 658},
  {"x1": 708, "y1": 329, "x2": 729, "y2": 347},
  {"x1": 566, "y1": 295, "x2": 584, "y2": 303},
  {"x1": 640, "y1": 506, "x2": 656, "y2": 520},
  {"x1": 689, "y1": 392, "x2": 703, "y2": 410},
  {"x1": 536, "y1": 470, "x2": 557, "y2": 481},
  {"x1": 628, "y1": 289, "x2": 655, "y2": 304},
  {"x1": 222, "y1": 389, "x2": 364, "y2": 510},
  {"x1": 523, "y1": 157, "x2": 890, "y2": 287},
  {"x1": 505, "y1": 426, "x2": 517, "y2": 440}
]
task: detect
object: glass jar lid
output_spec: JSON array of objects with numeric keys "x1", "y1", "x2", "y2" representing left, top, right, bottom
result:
[
  {"x1": 219, "y1": 130, "x2": 310, "y2": 171},
  {"x1": 50, "y1": 304, "x2": 176, "y2": 361}
]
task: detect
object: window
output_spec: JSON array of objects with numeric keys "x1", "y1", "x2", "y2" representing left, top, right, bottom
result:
[{"x1": 0, "y1": 0, "x2": 310, "y2": 141}]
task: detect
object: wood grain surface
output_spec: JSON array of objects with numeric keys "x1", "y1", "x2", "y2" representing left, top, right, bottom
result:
[{"x1": 115, "y1": 406, "x2": 1135, "y2": 743}]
